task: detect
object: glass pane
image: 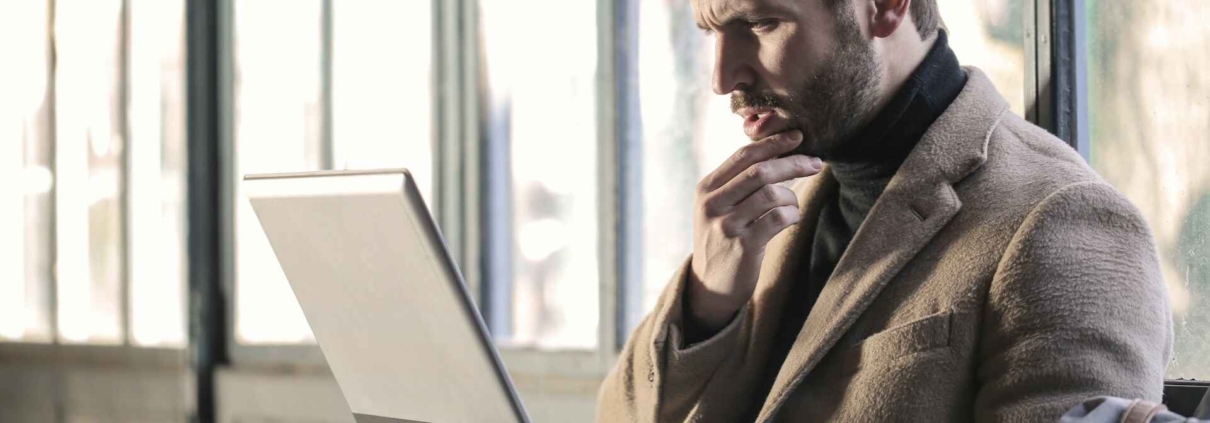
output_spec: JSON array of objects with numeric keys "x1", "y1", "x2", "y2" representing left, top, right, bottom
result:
[
  {"x1": 636, "y1": 0, "x2": 745, "y2": 322},
  {"x1": 0, "y1": 0, "x2": 54, "y2": 343},
  {"x1": 481, "y1": 0, "x2": 600, "y2": 350},
  {"x1": 939, "y1": 0, "x2": 1027, "y2": 117},
  {"x1": 233, "y1": 0, "x2": 435, "y2": 346},
  {"x1": 1086, "y1": 0, "x2": 1210, "y2": 380},
  {"x1": 54, "y1": 0, "x2": 125, "y2": 345},
  {"x1": 331, "y1": 0, "x2": 433, "y2": 202},
  {"x1": 233, "y1": 0, "x2": 323, "y2": 344},
  {"x1": 127, "y1": 0, "x2": 188, "y2": 347},
  {"x1": 634, "y1": 2, "x2": 1029, "y2": 333}
]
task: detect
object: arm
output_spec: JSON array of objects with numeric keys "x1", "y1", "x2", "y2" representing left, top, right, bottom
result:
[
  {"x1": 597, "y1": 259, "x2": 752, "y2": 423},
  {"x1": 975, "y1": 182, "x2": 1173, "y2": 422}
]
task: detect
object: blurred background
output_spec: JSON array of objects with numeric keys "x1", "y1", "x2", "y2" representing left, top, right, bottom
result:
[{"x1": 0, "y1": 0, "x2": 1205, "y2": 421}]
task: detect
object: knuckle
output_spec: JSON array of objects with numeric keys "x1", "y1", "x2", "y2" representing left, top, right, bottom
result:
[
  {"x1": 746, "y1": 164, "x2": 771, "y2": 183},
  {"x1": 698, "y1": 193, "x2": 723, "y2": 217},
  {"x1": 732, "y1": 146, "x2": 752, "y2": 164},
  {"x1": 759, "y1": 184, "x2": 779, "y2": 203},
  {"x1": 716, "y1": 220, "x2": 742, "y2": 238}
]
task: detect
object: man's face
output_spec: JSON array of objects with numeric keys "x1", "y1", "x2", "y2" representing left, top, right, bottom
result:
[{"x1": 694, "y1": 0, "x2": 882, "y2": 158}]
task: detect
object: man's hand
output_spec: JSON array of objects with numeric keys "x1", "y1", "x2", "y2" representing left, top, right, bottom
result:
[{"x1": 687, "y1": 130, "x2": 823, "y2": 332}]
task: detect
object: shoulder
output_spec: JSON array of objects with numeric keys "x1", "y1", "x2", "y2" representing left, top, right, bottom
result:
[{"x1": 956, "y1": 112, "x2": 1132, "y2": 220}]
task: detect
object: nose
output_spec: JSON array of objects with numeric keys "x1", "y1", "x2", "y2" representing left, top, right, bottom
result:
[{"x1": 711, "y1": 33, "x2": 756, "y2": 95}]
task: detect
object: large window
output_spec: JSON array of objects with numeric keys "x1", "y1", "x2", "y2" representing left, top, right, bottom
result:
[
  {"x1": 479, "y1": 0, "x2": 601, "y2": 350},
  {"x1": 0, "y1": 0, "x2": 188, "y2": 347},
  {"x1": 231, "y1": 0, "x2": 434, "y2": 347},
  {"x1": 1086, "y1": 0, "x2": 1210, "y2": 380},
  {"x1": 0, "y1": 0, "x2": 54, "y2": 344}
]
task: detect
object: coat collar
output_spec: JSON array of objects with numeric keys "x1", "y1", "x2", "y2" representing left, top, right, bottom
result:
[{"x1": 755, "y1": 68, "x2": 1010, "y2": 422}]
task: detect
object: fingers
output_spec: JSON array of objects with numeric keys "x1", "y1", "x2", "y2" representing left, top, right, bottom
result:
[
  {"x1": 719, "y1": 184, "x2": 798, "y2": 232},
  {"x1": 742, "y1": 205, "x2": 801, "y2": 250},
  {"x1": 698, "y1": 131, "x2": 803, "y2": 193},
  {"x1": 706, "y1": 154, "x2": 823, "y2": 209}
]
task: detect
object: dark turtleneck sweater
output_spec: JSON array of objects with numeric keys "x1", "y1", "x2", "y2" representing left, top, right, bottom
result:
[{"x1": 752, "y1": 30, "x2": 967, "y2": 403}]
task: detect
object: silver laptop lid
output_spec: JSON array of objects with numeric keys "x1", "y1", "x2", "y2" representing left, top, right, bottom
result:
[{"x1": 244, "y1": 169, "x2": 529, "y2": 423}]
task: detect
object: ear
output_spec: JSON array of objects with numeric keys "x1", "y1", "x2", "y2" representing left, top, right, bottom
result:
[{"x1": 871, "y1": 0, "x2": 911, "y2": 38}]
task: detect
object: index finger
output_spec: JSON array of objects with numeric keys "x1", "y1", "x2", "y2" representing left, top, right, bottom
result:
[{"x1": 699, "y1": 131, "x2": 803, "y2": 193}]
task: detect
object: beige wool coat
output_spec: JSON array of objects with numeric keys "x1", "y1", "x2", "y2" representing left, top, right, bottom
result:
[{"x1": 598, "y1": 69, "x2": 1173, "y2": 422}]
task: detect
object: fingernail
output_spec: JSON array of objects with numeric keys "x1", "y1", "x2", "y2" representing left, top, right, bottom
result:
[
  {"x1": 809, "y1": 157, "x2": 823, "y2": 169},
  {"x1": 791, "y1": 131, "x2": 803, "y2": 141}
]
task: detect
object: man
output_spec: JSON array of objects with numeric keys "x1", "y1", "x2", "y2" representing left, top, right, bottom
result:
[{"x1": 598, "y1": 0, "x2": 1173, "y2": 421}]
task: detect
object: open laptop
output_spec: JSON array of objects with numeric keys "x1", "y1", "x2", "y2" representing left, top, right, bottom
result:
[{"x1": 243, "y1": 169, "x2": 531, "y2": 423}]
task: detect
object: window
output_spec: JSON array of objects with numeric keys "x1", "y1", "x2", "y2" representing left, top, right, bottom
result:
[
  {"x1": 232, "y1": 0, "x2": 325, "y2": 345},
  {"x1": 231, "y1": 0, "x2": 434, "y2": 347},
  {"x1": 1085, "y1": 0, "x2": 1210, "y2": 380},
  {"x1": 0, "y1": 0, "x2": 54, "y2": 344},
  {"x1": 0, "y1": 0, "x2": 188, "y2": 348},
  {"x1": 479, "y1": 0, "x2": 601, "y2": 350},
  {"x1": 939, "y1": 0, "x2": 1027, "y2": 117},
  {"x1": 630, "y1": 0, "x2": 1033, "y2": 333},
  {"x1": 54, "y1": 0, "x2": 127, "y2": 345},
  {"x1": 128, "y1": 0, "x2": 189, "y2": 347}
]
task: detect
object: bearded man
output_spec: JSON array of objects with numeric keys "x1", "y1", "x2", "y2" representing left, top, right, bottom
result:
[{"x1": 597, "y1": 0, "x2": 1173, "y2": 421}]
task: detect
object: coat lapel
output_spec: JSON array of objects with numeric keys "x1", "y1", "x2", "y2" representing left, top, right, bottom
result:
[{"x1": 755, "y1": 68, "x2": 1010, "y2": 422}]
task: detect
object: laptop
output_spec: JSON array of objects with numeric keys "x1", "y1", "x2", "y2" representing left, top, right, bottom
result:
[{"x1": 244, "y1": 169, "x2": 531, "y2": 423}]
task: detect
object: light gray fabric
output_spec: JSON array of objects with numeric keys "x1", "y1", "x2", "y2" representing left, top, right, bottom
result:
[
  {"x1": 597, "y1": 68, "x2": 1173, "y2": 423},
  {"x1": 1060, "y1": 397, "x2": 1200, "y2": 423}
]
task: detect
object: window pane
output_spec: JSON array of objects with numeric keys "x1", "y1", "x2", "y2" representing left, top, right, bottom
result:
[
  {"x1": 234, "y1": 0, "x2": 323, "y2": 345},
  {"x1": 939, "y1": 0, "x2": 1027, "y2": 116},
  {"x1": 1086, "y1": 0, "x2": 1210, "y2": 380},
  {"x1": 127, "y1": 0, "x2": 188, "y2": 347},
  {"x1": 634, "y1": 1, "x2": 1029, "y2": 334},
  {"x1": 54, "y1": 0, "x2": 125, "y2": 345},
  {"x1": 635, "y1": 0, "x2": 744, "y2": 322},
  {"x1": 233, "y1": 0, "x2": 434, "y2": 346},
  {"x1": 481, "y1": 0, "x2": 599, "y2": 350},
  {"x1": 0, "y1": 0, "x2": 54, "y2": 343},
  {"x1": 331, "y1": 0, "x2": 433, "y2": 202}
]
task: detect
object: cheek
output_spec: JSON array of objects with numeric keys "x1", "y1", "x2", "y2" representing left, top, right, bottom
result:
[{"x1": 759, "y1": 27, "x2": 828, "y2": 93}]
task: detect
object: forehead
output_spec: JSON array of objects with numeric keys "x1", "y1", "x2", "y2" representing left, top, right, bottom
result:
[{"x1": 691, "y1": 0, "x2": 804, "y2": 28}]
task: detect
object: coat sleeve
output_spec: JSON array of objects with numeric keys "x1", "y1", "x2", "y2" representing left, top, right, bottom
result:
[
  {"x1": 974, "y1": 181, "x2": 1174, "y2": 422},
  {"x1": 597, "y1": 258, "x2": 753, "y2": 423}
]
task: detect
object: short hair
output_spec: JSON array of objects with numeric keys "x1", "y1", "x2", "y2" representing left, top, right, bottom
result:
[{"x1": 829, "y1": 0, "x2": 941, "y2": 40}]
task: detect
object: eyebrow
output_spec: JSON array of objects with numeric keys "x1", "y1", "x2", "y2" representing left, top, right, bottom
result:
[{"x1": 695, "y1": 4, "x2": 793, "y2": 32}]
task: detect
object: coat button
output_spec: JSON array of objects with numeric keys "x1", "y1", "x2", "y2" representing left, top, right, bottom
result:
[{"x1": 647, "y1": 371, "x2": 655, "y2": 383}]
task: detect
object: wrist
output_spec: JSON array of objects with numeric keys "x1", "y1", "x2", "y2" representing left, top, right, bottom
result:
[{"x1": 685, "y1": 270, "x2": 743, "y2": 332}]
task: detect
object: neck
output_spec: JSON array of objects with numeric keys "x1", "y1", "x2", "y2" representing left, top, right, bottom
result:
[{"x1": 871, "y1": 32, "x2": 938, "y2": 120}]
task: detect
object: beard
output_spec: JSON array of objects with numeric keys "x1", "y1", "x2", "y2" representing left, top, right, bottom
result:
[{"x1": 730, "y1": 8, "x2": 881, "y2": 159}]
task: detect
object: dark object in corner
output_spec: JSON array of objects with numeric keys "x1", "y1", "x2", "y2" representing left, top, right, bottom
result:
[
  {"x1": 1194, "y1": 386, "x2": 1210, "y2": 419},
  {"x1": 1164, "y1": 381, "x2": 1210, "y2": 417}
]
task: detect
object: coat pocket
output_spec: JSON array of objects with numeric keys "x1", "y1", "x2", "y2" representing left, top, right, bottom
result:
[{"x1": 836, "y1": 310, "x2": 952, "y2": 374}]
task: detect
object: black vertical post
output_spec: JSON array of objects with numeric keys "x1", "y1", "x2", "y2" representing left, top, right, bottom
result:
[
  {"x1": 186, "y1": 0, "x2": 228, "y2": 421},
  {"x1": 1050, "y1": 0, "x2": 1090, "y2": 158},
  {"x1": 614, "y1": 0, "x2": 643, "y2": 349}
]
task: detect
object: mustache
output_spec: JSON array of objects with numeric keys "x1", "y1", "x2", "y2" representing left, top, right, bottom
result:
[{"x1": 731, "y1": 90, "x2": 792, "y2": 113}]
